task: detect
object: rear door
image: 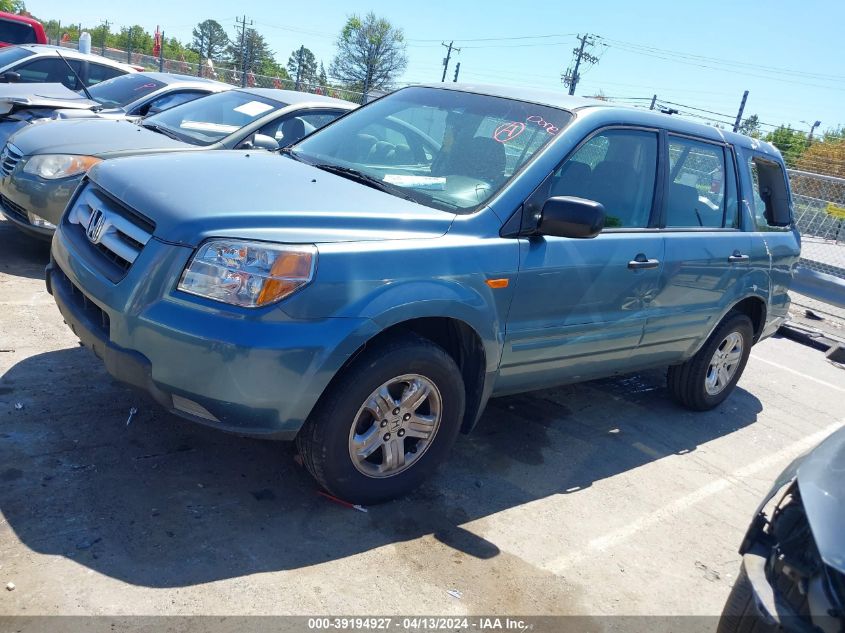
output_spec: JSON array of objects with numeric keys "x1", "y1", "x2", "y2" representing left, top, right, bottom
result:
[
  {"x1": 498, "y1": 126, "x2": 665, "y2": 392},
  {"x1": 640, "y1": 135, "x2": 751, "y2": 364}
]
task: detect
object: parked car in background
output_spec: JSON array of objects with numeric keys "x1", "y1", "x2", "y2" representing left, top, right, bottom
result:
[
  {"x1": 0, "y1": 45, "x2": 134, "y2": 89},
  {"x1": 46, "y1": 84, "x2": 800, "y2": 503},
  {"x1": 0, "y1": 12, "x2": 47, "y2": 48},
  {"x1": 0, "y1": 88, "x2": 354, "y2": 237},
  {"x1": 718, "y1": 426, "x2": 845, "y2": 633},
  {"x1": 0, "y1": 72, "x2": 232, "y2": 149}
]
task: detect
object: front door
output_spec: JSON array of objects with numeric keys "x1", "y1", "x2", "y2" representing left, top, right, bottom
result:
[{"x1": 497, "y1": 127, "x2": 664, "y2": 393}]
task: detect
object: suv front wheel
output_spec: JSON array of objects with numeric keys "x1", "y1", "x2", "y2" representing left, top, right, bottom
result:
[
  {"x1": 296, "y1": 334, "x2": 465, "y2": 505},
  {"x1": 667, "y1": 312, "x2": 754, "y2": 411}
]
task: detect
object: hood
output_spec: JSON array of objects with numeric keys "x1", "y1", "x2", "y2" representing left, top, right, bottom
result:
[
  {"x1": 796, "y1": 426, "x2": 845, "y2": 574},
  {"x1": 8, "y1": 118, "x2": 189, "y2": 157},
  {"x1": 88, "y1": 151, "x2": 456, "y2": 246},
  {"x1": 0, "y1": 83, "x2": 97, "y2": 115}
]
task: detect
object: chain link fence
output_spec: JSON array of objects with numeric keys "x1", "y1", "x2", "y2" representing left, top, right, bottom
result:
[{"x1": 788, "y1": 168, "x2": 845, "y2": 328}]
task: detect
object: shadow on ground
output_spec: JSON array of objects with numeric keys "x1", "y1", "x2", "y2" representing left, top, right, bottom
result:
[
  {"x1": 0, "y1": 219, "x2": 50, "y2": 281},
  {"x1": 0, "y1": 342, "x2": 762, "y2": 588}
]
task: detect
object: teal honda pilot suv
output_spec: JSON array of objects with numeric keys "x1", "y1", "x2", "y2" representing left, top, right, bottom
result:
[{"x1": 46, "y1": 84, "x2": 800, "y2": 503}]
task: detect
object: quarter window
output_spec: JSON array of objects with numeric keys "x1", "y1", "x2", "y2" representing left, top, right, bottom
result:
[
  {"x1": 665, "y1": 137, "x2": 733, "y2": 228},
  {"x1": 748, "y1": 156, "x2": 792, "y2": 230},
  {"x1": 549, "y1": 129, "x2": 658, "y2": 228}
]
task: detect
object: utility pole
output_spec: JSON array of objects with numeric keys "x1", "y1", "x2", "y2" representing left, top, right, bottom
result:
[
  {"x1": 235, "y1": 15, "x2": 252, "y2": 88},
  {"x1": 807, "y1": 120, "x2": 821, "y2": 144},
  {"x1": 100, "y1": 20, "x2": 110, "y2": 55},
  {"x1": 441, "y1": 41, "x2": 460, "y2": 82},
  {"x1": 159, "y1": 30, "x2": 165, "y2": 72},
  {"x1": 649, "y1": 94, "x2": 657, "y2": 110},
  {"x1": 562, "y1": 34, "x2": 600, "y2": 96},
  {"x1": 295, "y1": 45, "x2": 304, "y2": 90},
  {"x1": 453, "y1": 62, "x2": 461, "y2": 82},
  {"x1": 127, "y1": 27, "x2": 132, "y2": 64},
  {"x1": 196, "y1": 32, "x2": 205, "y2": 77},
  {"x1": 733, "y1": 90, "x2": 749, "y2": 133}
]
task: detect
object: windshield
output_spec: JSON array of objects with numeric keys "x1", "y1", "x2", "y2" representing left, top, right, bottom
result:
[
  {"x1": 0, "y1": 45, "x2": 34, "y2": 66},
  {"x1": 292, "y1": 86, "x2": 572, "y2": 213},
  {"x1": 0, "y1": 20, "x2": 37, "y2": 45},
  {"x1": 87, "y1": 74, "x2": 166, "y2": 108},
  {"x1": 142, "y1": 90, "x2": 285, "y2": 146}
]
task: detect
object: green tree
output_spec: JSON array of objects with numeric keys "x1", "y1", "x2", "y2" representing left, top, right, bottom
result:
[
  {"x1": 738, "y1": 114, "x2": 761, "y2": 138},
  {"x1": 228, "y1": 27, "x2": 277, "y2": 75},
  {"x1": 318, "y1": 61, "x2": 328, "y2": 87},
  {"x1": 765, "y1": 125, "x2": 808, "y2": 166},
  {"x1": 287, "y1": 45, "x2": 317, "y2": 89},
  {"x1": 191, "y1": 19, "x2": 229, "y2": 63},
  {"x1": 115, "y1": 24, "x2": 152, "y2": 54},
  {"x1": 0, "y1": 0, "x2": 25, "y2": 13},
  {"x1": 329, "y1": 12, "x2": 407, "y2": 93}
]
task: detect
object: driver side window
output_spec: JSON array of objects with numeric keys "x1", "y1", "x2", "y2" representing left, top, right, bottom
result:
[{"x1": 548, "y1": 128, "x2": 658, "y2": 228}]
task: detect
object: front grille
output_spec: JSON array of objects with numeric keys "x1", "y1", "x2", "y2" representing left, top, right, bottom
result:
[
  {"x1": 63, "y1": 182, "x2": 155, "y2": 283},
  {"x1": 0, "y1": 193, "x2": 27, "y2": 223},
  {"x1": 56, "y1": 268, "x2": 110, "y2": 336},
  {"x1": 766, "y1": 486, "x2": 819, "y2": 622},
  {"x1": 0, "y1": 143, "x2": 23, "y2": 177}
]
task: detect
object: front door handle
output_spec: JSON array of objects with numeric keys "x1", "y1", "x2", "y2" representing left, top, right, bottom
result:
[
  {"x1": 628, "y1": 254, "x2": 660, "y2": 270},
  {"x1": 728, "y1": 251, "x2": 750, "y2": 263}
]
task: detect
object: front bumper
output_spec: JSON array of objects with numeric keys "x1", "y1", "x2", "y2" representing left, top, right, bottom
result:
[
  {"x1": 48, "y1": 226, "x2": 373, "y2": 440},
  {"x1": 0, "y1": 167, "x2": 83, "y2": 238}
]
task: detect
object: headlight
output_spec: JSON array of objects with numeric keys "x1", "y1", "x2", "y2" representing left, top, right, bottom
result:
[
  {"x1": 23, "y1": 154, "x2": 101, "y2": 180},
  {"x1": 178, "y1": 240, "x2": 316, "y2": 307}
]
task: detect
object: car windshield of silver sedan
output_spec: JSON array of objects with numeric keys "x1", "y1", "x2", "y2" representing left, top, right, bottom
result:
[
  {"x1": 86, "y1": 74, "x2": 167, "y2": 109},
  {"x1": 290, "y1": 86, "x2": 572, "y2": 213},
  {"x1": 139, "y1": 90, "x2": 285, "y2": 146}
]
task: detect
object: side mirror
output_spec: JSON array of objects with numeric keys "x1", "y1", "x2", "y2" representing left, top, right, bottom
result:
[
  {"x1": 537, "y1": 196, "x2": 605, "y2": 239},
  {"x1": 2, "y1": 71, "x2": 21, "y2": 83},
  {"x1": 239, "y1": 133, "x2": 280, "y2": 151}
]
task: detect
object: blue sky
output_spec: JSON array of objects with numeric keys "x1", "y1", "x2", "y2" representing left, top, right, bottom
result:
[{"x1": 27, "y1": 0, "x2": 844, "y2": 135}]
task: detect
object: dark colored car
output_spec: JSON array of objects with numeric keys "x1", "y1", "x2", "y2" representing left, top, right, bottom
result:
[
  {"x1": 0, "y1": 12, "x2": 47, "y2": 48},
  {"x1": 718, "y1": 427, "x2": 845, "y2": 633},
  {"x1": 0, "y1": 88, "x2": 355, "y2": 237}
]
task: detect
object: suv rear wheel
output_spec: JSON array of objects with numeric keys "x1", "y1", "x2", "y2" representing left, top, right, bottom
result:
[
  {"x1": 667, "y1": 312, "x2": 753, "y2": 411},
  {"x1": 296, "y1": 333, "x2": 465, "y2": 505}
]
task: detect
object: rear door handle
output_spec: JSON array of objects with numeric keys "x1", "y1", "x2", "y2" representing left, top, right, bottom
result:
[
  {"x1": 628, "y1": 254, "x2": 660, "y2": 270},
  {"x1": 728, "y1": 252, "x2": 750, "y2": 263}
]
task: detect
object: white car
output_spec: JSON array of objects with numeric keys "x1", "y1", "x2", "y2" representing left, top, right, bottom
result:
[{"x1": 0, "y1": 44, "x2": 135, "y2": 90}]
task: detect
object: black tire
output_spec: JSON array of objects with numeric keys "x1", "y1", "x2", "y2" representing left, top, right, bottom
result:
[
  {"x1": 667, "y1": 312, "x2": 753, "y2": 411},
  {"x1": 296, "y1": 333, "x2": 465, "y2": 505}
]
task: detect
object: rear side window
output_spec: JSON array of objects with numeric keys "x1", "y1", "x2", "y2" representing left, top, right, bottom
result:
[
  {"x1": 748, "y1": 157, "x2": 792, "y2": 230},
  {"x1": 0, "y1": 19, "x2": 37, "y2": 45},
  {"x1": 549, "y1": 128, "x2": 658, "y2": 228},
  {"x1": 85, "y1": 63, "x2": 124, "y2": 86},
  {"x1": 665, "y1": 136, "x2": 736, "y2": 228}
]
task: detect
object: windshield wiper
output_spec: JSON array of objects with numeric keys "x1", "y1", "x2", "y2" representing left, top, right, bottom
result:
[
  {"x1": 140, "y1": 122, "x2": 181, "y2": 141},
  {"x1": 312, "y1": 163, "x2": 395, "y2": 194}
]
